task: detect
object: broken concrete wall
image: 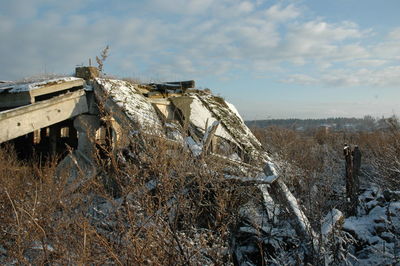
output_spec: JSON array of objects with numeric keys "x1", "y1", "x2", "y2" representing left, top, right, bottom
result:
[
  {"x1": 196, "y1": 94, "x2": 264, "y2": 162},
  {"x1": 94, "y1": 78, "x2": 165, "y2": 137},
  {"x1": 170, "y1": 95, "x2": 239, "y2": 144}
]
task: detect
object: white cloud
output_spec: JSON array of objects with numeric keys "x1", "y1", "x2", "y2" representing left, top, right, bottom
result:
[
  {"x1": 265, "y1": 20, "x2": 369, "y2": 67},
  {"x1": 265, "y1": 4, "x2": 300, "y2": 22},
  {"x1": 373, "y1": 41, "x2": 400, "y2": 61},
  {"x1": 1, "y1": 0, "x2": 399, "y2": 92},
  {"x1": 145, "y1": 0, "x2": 214, "y2": 14},
  {"x1": 388, "y1": 27, "x2": 400, "y2": 40},
  {"x1": 0, "y1": 15, "x2": 13, "y2": 33},
  {"x1": 333, "y1": 44, "x2": 369, "y2": 60},
  {"x1": 237, "y1": 1, "x2": 254, "y2": 13},
  {"x1": 348, "y1": 59, "x2": 387, "y2": 67},
  {"x1": 1, "y1": 0, "x2": 40, "y2": 18},
  {"x1": 284, "y1": 74, "x2": 317, "y2": 85},
  {"x1": 286, "y1": 20, "x2": 363, "y2": 44},
  {"x1": 286, "y1": 66, "x2": 400, "y2": 88}
]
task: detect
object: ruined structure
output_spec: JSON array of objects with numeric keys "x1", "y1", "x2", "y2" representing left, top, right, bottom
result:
[{"x1": 0, "y1": 67, "x2": 318, "y2": 264}]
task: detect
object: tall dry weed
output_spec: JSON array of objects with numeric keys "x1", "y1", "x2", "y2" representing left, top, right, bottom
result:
[{"x1": 1, "y1": 132, "x2": 244, "y2": 264}]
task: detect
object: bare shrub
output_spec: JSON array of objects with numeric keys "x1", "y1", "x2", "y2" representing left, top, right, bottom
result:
[
  {"x1": 352, "y1": 118, "x2": 400, "y2": 190},
  {"x1": 252, "y1": 121, "x2": 400, "y2": 228},
  {"x1": 0, "y1": 131, "x2": 245, "y2": 264},
  {"x1": 96, "y1": 45, "x2": 110, "y2": 73}
]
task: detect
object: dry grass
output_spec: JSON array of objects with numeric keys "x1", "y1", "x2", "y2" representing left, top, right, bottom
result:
[
  {"x1": 2, "y1": 115, "x2": 400, "y2": 264},
  {"x1": 0, "y1": 134, "x2": 249, "y2": 264},
  {"x1": 251, "y1": 120, "x2": 400, "y2": 226}
]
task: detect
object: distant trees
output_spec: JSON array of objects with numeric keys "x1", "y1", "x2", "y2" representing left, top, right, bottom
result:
[{"x1": 246, "y1": 116, "x2": 396, "y2": 132}]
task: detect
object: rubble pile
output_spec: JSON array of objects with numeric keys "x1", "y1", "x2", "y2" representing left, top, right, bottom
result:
[
  {"x1": 342, "y1": 185, "x2": 400, "y2": 265},
  {"x1": 1, "y1": 68, "x2": 399, "y2": 264}
]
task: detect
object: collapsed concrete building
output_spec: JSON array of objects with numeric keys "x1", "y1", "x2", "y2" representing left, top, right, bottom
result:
[
  {"x1": 0, "y1": 67, "x2": 323, "y2": 264},
  {"x1": 0, "y1": 68, "x2": 262, "y2": 164}
]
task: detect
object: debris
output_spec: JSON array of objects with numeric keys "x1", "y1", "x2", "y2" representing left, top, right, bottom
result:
[
  {"x1": 76, "y1": 66, "x2": 100, "y2": 80},
  {"x1": 201, "y1": 120, "x2": 219, "y2": 156},
  {"x1": 0, "y1": 67, "x2": 332, "y2": 265}
]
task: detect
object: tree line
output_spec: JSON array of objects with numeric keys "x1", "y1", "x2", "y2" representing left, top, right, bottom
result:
[{"x1": 245, "y1": 115, "x2": 397, "y2": 132}]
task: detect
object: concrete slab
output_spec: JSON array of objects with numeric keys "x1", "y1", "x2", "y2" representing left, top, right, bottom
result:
[
  {"x1": 0, "y1": 89, "x2": 88, "y2": 143},
  {"x1": 0, "y1": 77, "x2": 84, "y2": 109},
  {"x1": 94, "y1": 78, "x2": 165, "y2": 136}
]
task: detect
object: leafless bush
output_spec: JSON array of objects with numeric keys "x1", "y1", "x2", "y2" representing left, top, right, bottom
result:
[
  {"x1": 96, "y1": 45, "x2": 110, "y2": 73},
  {"x1": 0, "y1": 131, "x2": 246, "y2": 264},
  {"x1": 252, "y1": 126, "x2": 345, "y2": 226},
  {"x1": 353, "y1": 118, "x2": 400, "y2": 190},
  {"x1": 251, "y1": 121, "x2": 400, "y2": 229}
]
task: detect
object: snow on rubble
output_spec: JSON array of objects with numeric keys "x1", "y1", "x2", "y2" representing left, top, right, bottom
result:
[
  {"x1": 0, "y1": 77, "x2": 82, "y2": 93},
  {"x1": 95, "y1": 78, "x2": 165, "y2": 136},
  {"x1": 341, "y1": 186, "x2": 400, "y2": 265},
  {"x1": 196, "y1": 94, "x2": 264, "y2": 161},
  {"x1": 187, "y1": 95, "x2": 239, "y2": 147}
]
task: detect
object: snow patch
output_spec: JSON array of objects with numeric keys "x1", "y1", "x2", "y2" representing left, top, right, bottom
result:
[
  {"x1": 321, "y1": 209, "x2": 343, "y2": 238},
  {"x1": 196, "y1": 94, "x2": 264, "y2": 161},
  {"x1": 96, "y1": 78, "x2": 164, "y2": 135},
  {"x1": 225, "y1": 101, "x2": 244, "y2": 123},
  {"x1": 0, "y1": 77, "x2": 82, "y2": 93},
  {"x1": 185, "y1": 136, "x2": 202, "y2": 157},
  {"x1": 189, "y1": 96, "x2": 238, "y2": 145}
]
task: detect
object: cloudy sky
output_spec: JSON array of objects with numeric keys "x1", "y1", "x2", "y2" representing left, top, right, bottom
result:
[{"x1": 1, "y1": 0, "x2": 400, "y2": 119}]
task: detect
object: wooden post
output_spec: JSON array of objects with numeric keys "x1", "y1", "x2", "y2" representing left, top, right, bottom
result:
[
  {"x1": 352, "y1": 145, "x2": 361, "y2": 181},
  {"x1": 344, "y1": 144, "x2": 359, "y2": 215},
  {"x1": 344, "y1": 144, "x2": 353, "y2": 197}
]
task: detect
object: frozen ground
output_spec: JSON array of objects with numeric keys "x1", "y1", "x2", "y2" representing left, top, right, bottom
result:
[{"x1": 342, "y1": 184, "x2": 400, "y2": 265}]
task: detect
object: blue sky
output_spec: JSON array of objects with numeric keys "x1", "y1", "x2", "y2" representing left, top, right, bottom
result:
[{"x1": 1, "y1": 0, "x2": 399, "y2": 119}]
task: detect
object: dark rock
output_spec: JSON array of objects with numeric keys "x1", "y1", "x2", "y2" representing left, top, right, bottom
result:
[
  {"x1": 383, "y1": 190, "x2": 400, "y2": 202},
  {"x1": 376, "y1": 195, "x2": 386, "y2": 204},
  {"x1": 379, "y1": 232, "x2": 395, "y2": 243},
  {"x1": 374, "y1": 224, "x2": 386, "y2": 234}
]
